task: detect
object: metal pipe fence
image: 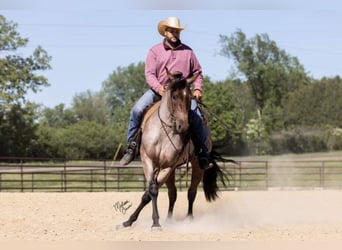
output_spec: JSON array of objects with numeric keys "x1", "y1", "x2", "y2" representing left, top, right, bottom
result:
[{"x1": 1, "y1": 157, "x2": 342, "y2": 192}]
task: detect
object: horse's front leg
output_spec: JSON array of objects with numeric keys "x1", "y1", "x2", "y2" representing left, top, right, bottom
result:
[
  {"x1": 187, "y1": 158, "x2": 203, "y2": 218},
  {"x1": 116, "y1": 190, "x2": 151, "y2": 229},
  {"x1": 149, "y1": 178, "x2": 161, "y2": 230}
]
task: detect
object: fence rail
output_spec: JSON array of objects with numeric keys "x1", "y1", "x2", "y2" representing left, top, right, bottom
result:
[{"x1": 1, "y1": 157, "x2": 342, "y2": 192}]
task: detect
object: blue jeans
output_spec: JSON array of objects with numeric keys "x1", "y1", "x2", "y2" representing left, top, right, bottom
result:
[
  {"x1": 127, "y1": 89, "x2": 208, "y2": 153},
  {"x1": 127, "y1": 89, "x2": 161, "y2": 143}
]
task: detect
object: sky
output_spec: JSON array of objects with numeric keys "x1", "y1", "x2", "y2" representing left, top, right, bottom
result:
[{"x1": 1, "y1": 0, "x2": 342, "y2": 108}]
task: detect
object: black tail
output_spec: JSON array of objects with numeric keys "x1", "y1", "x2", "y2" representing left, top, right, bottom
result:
[{"x1": 202, "y1": 150, "x2": 236, "y2": 202}]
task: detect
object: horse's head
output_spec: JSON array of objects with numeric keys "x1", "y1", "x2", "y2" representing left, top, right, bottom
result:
[{"x1": 164, "y1": 68, "x2": 200, "y2": 134}]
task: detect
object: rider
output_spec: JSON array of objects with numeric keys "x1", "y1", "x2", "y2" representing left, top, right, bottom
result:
[{"x1": 120, "y1": 17, "x2": 210, "y2": 170}]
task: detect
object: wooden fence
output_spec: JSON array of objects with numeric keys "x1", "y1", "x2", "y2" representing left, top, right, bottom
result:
[{"x1": 1, "y1": 157, "x2": 342, "y2": 192}]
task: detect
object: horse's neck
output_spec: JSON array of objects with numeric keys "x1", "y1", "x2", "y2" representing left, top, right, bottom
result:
[{"x1": 158, "y1": 95, "x2": 172, "y2": 123}]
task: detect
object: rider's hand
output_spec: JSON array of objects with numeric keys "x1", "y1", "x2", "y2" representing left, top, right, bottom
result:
[
  {"x1": 193, "y1": 89, "x2": 202, "y2": 101},
  {"x1": 158, "y1": 86, "x2": 165, "y2": 96},
  {"x1": 158, "y1": 86, "x2": 166, "y2": 96}
]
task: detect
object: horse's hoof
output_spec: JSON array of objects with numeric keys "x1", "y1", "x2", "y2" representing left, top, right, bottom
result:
[
  {"x1": 115, "y1": 224, "x2": 124, "y2": 230},
  {"x1": 115, "y1": 222, "x2": 131, "y2": 230},
  {"x1": 151, "y1": 225, "x2": 162, "y2": 231},
  {"x1": 186, "y1": 214, "x2": 194, "y2": 221}
]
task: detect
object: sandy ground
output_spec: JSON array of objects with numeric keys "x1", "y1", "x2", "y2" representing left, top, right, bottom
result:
[{"x1": 1, "y1": 190, "x2": 342, "y2": 248}]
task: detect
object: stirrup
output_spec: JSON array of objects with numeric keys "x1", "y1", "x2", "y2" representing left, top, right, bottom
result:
[
  {"x1": 120, "y1": 141, "x2": 137, "y2": 165},
  {"x1": 197, "y1": 148, "x2": 212, "y2": 170},
  {"x1": 198, "y1": 158, "x2": 213, "y2": 170}
]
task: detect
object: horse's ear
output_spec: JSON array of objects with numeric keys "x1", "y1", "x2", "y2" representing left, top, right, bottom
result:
[
  {"x1": 186, "y1": 71, "x2": 201, "y2": 84},
  {"x1": 165, "y1": 67, "x2": 174, "y2": 80}
]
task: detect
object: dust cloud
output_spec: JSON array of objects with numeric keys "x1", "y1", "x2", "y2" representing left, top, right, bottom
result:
[
  {"x1": 1, "y1": 191, "x2": 342, "y2": 241},
  {"x1": 158, "y1": 190, "x2": 342, "y2": 233}
]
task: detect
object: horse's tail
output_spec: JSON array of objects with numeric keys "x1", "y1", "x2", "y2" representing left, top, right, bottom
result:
[{"x1": 202, "y1": 150, "x2": 236, "y2": 202}]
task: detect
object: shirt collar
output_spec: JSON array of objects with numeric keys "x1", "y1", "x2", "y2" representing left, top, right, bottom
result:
[{"x1": 163, "y1": 38, "x2": 182, "y2": 50}]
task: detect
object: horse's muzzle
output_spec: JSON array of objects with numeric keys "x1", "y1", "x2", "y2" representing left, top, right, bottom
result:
[{"x1": 174, "y1": 121, "x2": 189, "y2": 134}]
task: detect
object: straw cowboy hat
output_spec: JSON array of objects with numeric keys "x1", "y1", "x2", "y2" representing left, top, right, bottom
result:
[{"x1": 157, "y1": 17, "x2": 185, "y2": 36}]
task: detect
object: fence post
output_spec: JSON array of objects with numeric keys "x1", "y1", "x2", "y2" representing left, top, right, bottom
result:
[
  {"x1": 265, "y1": 161, "x2": 269, "y2": 190},
  {"x1": 90, "y1": 169, "x2": 94, "y2": 192},
  {"x1": 63, "y1": 161, "x2": 67, "y2": 192},
  {"x1": 60, "y1": 172, "x2": 63, "y2": 192},
  {"x1": 239, "y1": 161, "x2": 242, "y2": 189},
  {"x1": 20, "y1": 160, "x2": 24, "y2": 192},
  {"x1": 117, "y1": 166, "x2": 120, "y2": 191},
  {"x1": 320, "y1": 161, "x2": 325, "y2": 188},
  {"x1": 31, "y1": 173, "x2": 34, "y2": 192},
  {"x1": 104, "y1": 161, "x2": 107, "y2": 192}
]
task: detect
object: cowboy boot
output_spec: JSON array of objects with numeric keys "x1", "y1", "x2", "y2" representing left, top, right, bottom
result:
[
  {"x1": 190, "y1": 131, "x2": 211, "y2": 170},
  {"x1": 120, "y1": 141, "x2": 137, "y2": 165},
  {"x1": 196, "y1": 143, "x2": 211, "y2": 170}
]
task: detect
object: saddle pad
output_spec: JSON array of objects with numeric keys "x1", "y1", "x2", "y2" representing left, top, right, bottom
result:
[{"x1": 141, "y1": 101, "x2": 161, "y2": 131}]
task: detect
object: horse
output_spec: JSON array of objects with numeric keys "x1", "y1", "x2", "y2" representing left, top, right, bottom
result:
[{"x1": 117, "y1": 70, "x2": 229, "y2": 230}]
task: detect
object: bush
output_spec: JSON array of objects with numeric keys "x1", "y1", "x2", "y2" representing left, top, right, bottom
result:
[
  {"x1": 268, "y1": 128, "x2": 327, "y2": 155},
  {"x1": 325, "y1": 127, "x2": 342, "y2": 151}
]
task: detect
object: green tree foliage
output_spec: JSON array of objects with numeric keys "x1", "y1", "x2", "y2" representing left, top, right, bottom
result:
[
  {"x1": 0, "y1": 15, "x2": 51, "y2": 157},
  {"x1": 218, "y1": 29, "x2": 314, "y2": 154},
  {"x1": 102, "y1": 62, "x2": 147, "y2": 143},
  {"x1": 0, "y1": 102, "x2": 40, "y2": 156},
  {"x1": 0, "y1": 15, "x2": 51, "y2": 104},
  {"x1": 203, "y1": 78, "x2": 251, "y2": 154},
  {"x1": 72, "y1": 90, "x2": 109, "y2": 125},
  {"x1": 36, "y1": 93, "x2": 119, "y2": 159},
  {"x1": 36, "y1": 121, "x2": 117, "y2": 159},
  {"x1": 219, "y1": 29, "x2": 310, "y2": 123},
  {"x1": 103, "y1": 62, "x2": 146, "y2": 114},
  {"x1": 284, "y1": 76, "x2": 342, "y2": 128},
  {"x1": 39, "y1": 104, "x2": 78, "y2": 128},
  {"x1": 62, "y1": 121, "x2": 116, "y2": 159}
]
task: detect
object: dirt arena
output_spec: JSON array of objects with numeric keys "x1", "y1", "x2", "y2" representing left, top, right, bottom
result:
[{"x1": 1, "y1": 190, "x2": 342, "y2": 248}]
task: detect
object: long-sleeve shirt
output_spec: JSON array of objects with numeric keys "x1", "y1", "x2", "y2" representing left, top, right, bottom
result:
[{"x1": 145, "y1": 39, "x2": 204, "y2": 93}]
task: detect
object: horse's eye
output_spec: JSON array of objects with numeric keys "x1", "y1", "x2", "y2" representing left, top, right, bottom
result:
[{"x1": 172, "y1": 94, "x2": 177, "y2": 101}]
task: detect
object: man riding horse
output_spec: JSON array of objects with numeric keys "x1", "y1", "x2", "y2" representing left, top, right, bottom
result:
[{"x1": 120, "y1": 16, "x2": 210, "y2": 170}]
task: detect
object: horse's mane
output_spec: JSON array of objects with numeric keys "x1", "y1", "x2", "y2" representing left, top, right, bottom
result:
[{"x1": 166, "y1": 71, "x2": 189, "y2": 92}]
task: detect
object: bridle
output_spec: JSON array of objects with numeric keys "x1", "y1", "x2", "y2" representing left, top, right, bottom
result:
[{"x1": 157, "y1": 77, "x2": 192, "y2": 153}]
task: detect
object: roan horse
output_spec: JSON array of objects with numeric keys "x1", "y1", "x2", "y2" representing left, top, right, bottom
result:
[{"x1": 117, "y1": 70, "x2": 228, "y2": 230}]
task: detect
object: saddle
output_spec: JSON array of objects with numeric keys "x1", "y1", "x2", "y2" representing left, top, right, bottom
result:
[{"x1": 141, "y1": 101, "x2": 161, "y2": 132}]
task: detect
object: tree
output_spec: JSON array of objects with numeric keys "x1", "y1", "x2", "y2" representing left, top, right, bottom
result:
[
  {"x1": 36, "y1": 121, "x2": 118, "y2": 159},
  {"x1": 202, "y1": 79, "x2": 238, "y2": 152},
  {"x1": 0, "y1": 15, "x2": 51, "y2": 105},
  {"x1": 284, "y1": 76, "x2": 342, "y2": 128},
  {"x1": 219, "y1": 29, "x2": 310, "y2": 124},
  {"x1": 0, "y1": 102, "x2": 40, "y2": 156},
  {"x1": 72, "y1": 90, "x2": 109, "y2": 125},
  {"x1": 102, "y1": 62, "x2": 146, "y2": 114},
  {"x1": 102, "y1": 62, "x2": 147, "y2": 143},
  {"x1": 0, "y1": 15, "x2": 51, "y2": 157},
  {"x1": 39, "y1": 104, "x2": 78, "y2": 128}
]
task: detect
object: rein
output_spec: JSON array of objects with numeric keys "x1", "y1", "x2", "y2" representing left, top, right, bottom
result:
[
  {"x1": 197, "y1": 100, "x2": 232, "y2": 133},
  {"x1": 157, "y1": 105, "x2": 189, "y2": 155},
  {"x1": 157, "y1": 85, "x2": 191, "y2": 159}
]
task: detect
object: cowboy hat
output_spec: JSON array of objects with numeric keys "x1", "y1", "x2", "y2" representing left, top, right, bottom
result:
[{"x1": 157, "y1": 17, "x2": 185, "y2": 36}]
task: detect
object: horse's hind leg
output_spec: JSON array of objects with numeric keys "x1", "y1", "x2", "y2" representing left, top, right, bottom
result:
[
  {"x1": 165, "y1": 171, "x2": 177, "y2": 219},
  {"x1": 119, "y1": 191, "x2": 151, "y2": 228}
]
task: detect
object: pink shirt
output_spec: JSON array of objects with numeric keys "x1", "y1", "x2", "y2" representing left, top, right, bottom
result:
[{"x1": 145, "y1": 40, "x2": 204, "y2": 93}]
